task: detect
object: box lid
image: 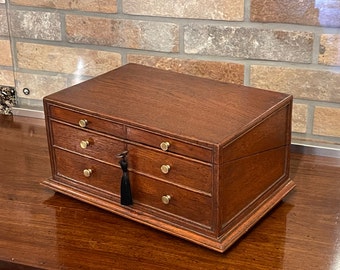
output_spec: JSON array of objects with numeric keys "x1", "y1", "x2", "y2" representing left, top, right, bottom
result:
[{"x1": 44, "y1": 64, "x2": 291, "y2": 146}]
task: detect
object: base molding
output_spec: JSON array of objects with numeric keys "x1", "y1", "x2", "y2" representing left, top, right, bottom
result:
[{"x1": 42, "y1": 178, "x2": 295, "y2": 253}]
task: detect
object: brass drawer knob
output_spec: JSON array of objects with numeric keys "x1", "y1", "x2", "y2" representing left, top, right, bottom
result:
[
  {"x1": 83, "y1": 169, "x2": 92, "y2": 177},
  {"x1": 161, "y1": 195, "x2": 171, "y2": 205},
  {"x1": 78, "y1": 119, "x2": 88, "y2": 128},
  {"x1": 161, "y1": 164, "x2": 171, "y2": 174},
  {"x1": 80, "y1": 140, "x2": 90, "y2": 149},
  {"x1": 160, "y1": 141, "x2": 170, "y2": 151}
]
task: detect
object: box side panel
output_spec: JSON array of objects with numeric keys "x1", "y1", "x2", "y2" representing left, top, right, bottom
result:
[
  {"x1": 218, "y1": 100, "x2": 292, "y2": 232},
  {"x1": 219, "y1": 146, "x2": 289, "y2": 230},
  {"x1": 43, "y1": 100, "x2": 58, "y2": 180},
  {"x1": 221, "y1": 102, "x2": 291, "y2": 163}
]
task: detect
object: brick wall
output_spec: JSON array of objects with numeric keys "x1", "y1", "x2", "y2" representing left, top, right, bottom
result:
[{"x1": 1, "y1": 0, "x2": 339, "y2": 148}]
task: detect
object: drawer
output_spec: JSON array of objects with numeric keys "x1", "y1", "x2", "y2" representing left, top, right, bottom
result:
[
  {"x1": 49, "y1": 105, "x2": 124, "y2": 138},
  {"x1": 128, "y1": 145, "x2": 212, "y2": 194},
  {"x1": 55, "y1": 148, "x2": 212, "y2": 228},
  {"x1": 126, "y1": 127, "x2": 212, "y2": 163},
  {"x1": 130, "y1": 172, "x2": 212, "y2": 228},
  {"x1": 51, "y1": 121, "x2": 125, "y2": 164},
  {"x1": 54, "y1": 148, "x2": 121, "y2": 196}
]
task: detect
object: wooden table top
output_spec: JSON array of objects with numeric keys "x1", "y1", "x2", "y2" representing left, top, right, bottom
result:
[{"x1": 1, "y1": 115, "x2": 339, "y2": 270}]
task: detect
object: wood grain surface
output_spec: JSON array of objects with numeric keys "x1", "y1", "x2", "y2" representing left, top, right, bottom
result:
[{"x1": 0, "y1": 115, "x2": 339, "y2": 269}]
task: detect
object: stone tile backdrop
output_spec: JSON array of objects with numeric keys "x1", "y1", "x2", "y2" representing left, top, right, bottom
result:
[{"x1": 1, "y1": 0, "x2": 340, "y2": 148}]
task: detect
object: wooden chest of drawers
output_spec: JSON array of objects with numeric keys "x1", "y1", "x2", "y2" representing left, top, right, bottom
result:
[{"x1": 43, "y1": 63, "x2": 295, "y2": 252}]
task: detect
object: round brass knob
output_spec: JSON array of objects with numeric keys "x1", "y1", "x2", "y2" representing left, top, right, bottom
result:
[
  {"x1": 83, "y1": 169, "x2": 92, "y2": 177},
  {"x1": 160, "y1": 165, "x2": 171, "y2": 174},
  {"x1": 160, "y1": 141, "x2": 170, "y2": 151},
  {"x1": 80, "y1": 140, "x2": 90, "y2": 149},
  {"x1": 161, "y1": 195, "x2": 171, "y2": 205},
  {"x1": 79, "y1": 119, "x2": 88, "y2": 128}
]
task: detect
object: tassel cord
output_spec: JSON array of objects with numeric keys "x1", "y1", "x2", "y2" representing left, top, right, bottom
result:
[{"x1": 119, "y1": 158, "x2": 133, "y2": 206}]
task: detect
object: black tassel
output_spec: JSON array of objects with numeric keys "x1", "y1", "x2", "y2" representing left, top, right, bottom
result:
[{"x1": 119, "y1": 157, "x2": 133, "y2": 206}]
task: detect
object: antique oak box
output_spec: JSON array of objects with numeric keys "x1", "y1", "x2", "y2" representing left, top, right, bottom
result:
[{"x1": 43, "y1": 63, "x2": 295, "y2": 252}]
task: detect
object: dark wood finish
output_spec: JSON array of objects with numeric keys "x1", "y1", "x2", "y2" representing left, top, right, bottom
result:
[
  {"x1": 50, "y1": 105, "x2": 125, "y2": 138},
  {"x1": 127, "y1": 144, "x2": 213, "y2": 193},
  {"x1": 1, "y1": 115, "x2": 340, "y2": 269},
  {"x1": 126, "y1": 126, "x2": 213, "y2": 162},
  {"x1": 51, "y1": 120, "x2": 125, "y2": 165},
  {"x1": 42, "y1": 64, "x2": 294, "y2": 252}
]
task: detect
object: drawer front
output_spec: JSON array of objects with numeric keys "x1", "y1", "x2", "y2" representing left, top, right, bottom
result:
[
  {"x1": 49, "y1": 105, "x2": 124, "y2": 138},
  {"x1": 126, "y1": 127, "x2": 212, "y2": 163},
  {"x1": 51, "y1": 121, "x2": 125, "y2": 164},
  {"x1": 54, "y1": 148, "x2": 121, "y2": 195},
  {"x1": 54, "y1": 148, "x2": 212, "y2": 228},
  {"x1": 128, "y1": 145, "x2": 212, "y2": 194},
  {"x1": 130, "y1": 172, "x2": 212, "y2": 228}
]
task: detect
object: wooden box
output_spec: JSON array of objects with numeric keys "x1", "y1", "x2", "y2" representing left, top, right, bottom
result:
[{"x1": 43, "y1": 64, "x2": 295, "y2": 252}]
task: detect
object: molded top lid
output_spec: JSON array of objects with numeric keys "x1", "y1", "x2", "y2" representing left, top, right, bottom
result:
[{"x1": 44, "y1": 64, "x2": 292, "y2": 146}]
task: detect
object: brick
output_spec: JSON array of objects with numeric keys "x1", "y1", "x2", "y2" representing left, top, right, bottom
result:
[
  {"x1": 0, "y1": 40, "x2": 12, "y2": 66},
  {"x1": 9, "y1": 0, "x2": 117, "y2": 13},
  {"x1": 184, "y1": 25, "x2": 313, "y2": 63},
  {"x1": 250, "y1": 65, "x2": 340, "y2": 102},
  {"x1": 251, "y1": 0, "x2": 340, "y2": 27},
  {"x1": 127, "y1": 54, "x2": 244, "y2": 85},
  {"x1": 15, "y1": 72, "x2": 67, "y2": 99},
  {"x1": 313, "y1": 107, "x2": 340, "y2": 137},
  {"x1": 16, "y1": 42, "x2": 122, "y2": 76},
  {"x1": 9, "y1": 10, "x2": 61, "y2": 40},
  {"x1": 319, "y1": 34, "x2": 340, "y2": 66},
  {"x1": 292, "y1": 103, "x2": 308, "y2": 133},
  {"x1": 0, "y1": 69, "x2": 15, "y2": 86},
  {"x1": 66, "y1": 15, "x2": 179, "y2": 53},
  {"x1": 123, "y1": 0, "x2": 244, "y2": 21},
  {"x1": 0, "y1": 8, "x2": 9, "y2": 36}
]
